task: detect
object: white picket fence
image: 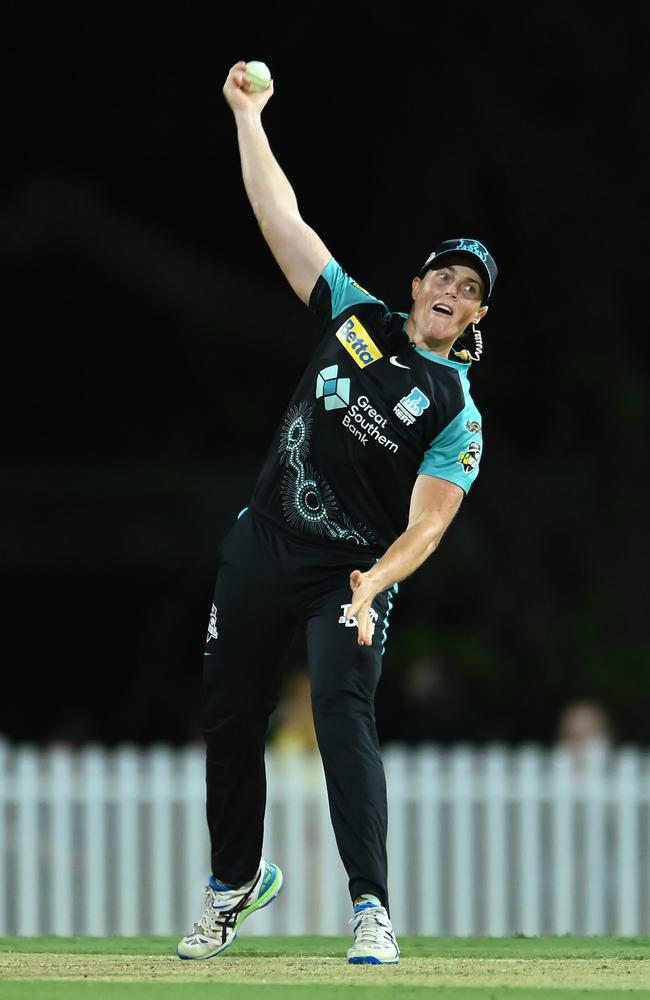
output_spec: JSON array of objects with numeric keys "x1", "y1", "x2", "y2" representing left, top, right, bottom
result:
[{"x1": 1, "y1": 740, "x2": 649, "y2": 937}]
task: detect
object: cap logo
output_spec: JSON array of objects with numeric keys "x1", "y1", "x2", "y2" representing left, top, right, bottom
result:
[{"x1": 455, "y1": 238, "x2": 488, "y2": 262}]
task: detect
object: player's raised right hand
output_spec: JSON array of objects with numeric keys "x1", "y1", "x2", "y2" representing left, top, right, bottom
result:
[{"x1": 223, "y1": 61, "x2": 274, "y2": 114}]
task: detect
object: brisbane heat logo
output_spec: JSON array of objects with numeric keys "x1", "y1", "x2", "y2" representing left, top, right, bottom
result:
[{"x1": 393, "y1": 387, "x2": 430, "y2": 426}]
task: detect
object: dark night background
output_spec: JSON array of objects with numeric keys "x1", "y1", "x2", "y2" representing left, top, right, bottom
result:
[{"x1": 2, "y1": 5, "x2": 648, "y2": 748}]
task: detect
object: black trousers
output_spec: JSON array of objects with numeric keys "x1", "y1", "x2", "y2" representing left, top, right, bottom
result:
[{"x1": 201, "y1": 509, "x2": 394, "y2": 908}]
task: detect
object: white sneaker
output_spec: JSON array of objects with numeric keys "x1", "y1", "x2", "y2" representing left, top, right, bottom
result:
[
  {"x1": 347, "y1": 901, "x2": 400, "y2": 964},
  {"x1": 177, "y1": 857, "x2": 283, "y2": 960}
]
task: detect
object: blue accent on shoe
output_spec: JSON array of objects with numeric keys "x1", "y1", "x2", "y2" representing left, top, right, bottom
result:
[
  {"x1": 209, "y1": 874, "x2": 241, "y2": 891},
  {"x1": 259, "y1": 861, "x2": 278, "y2": 896},
  {"x1": 208, "y1": 861, "x2": 280, "y2": 899},
  {"x1": 349, "y1": 956, "x2": 383, "y2": 964},
  {"x1": 353, "y1": 901, "x2": 379, "y2": 914}
]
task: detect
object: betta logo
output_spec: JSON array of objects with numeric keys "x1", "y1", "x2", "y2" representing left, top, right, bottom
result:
[{"x1": 335, "y1": 316, "x2": 383, "y2": 368}]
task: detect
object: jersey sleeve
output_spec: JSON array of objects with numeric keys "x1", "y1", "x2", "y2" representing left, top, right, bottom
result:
[
  {"x1": 309, "y1": 258, "x2": 386, "y2": 329},
  {"x1": 418, "y1": 403, "x2": 484, "y2": 493}
]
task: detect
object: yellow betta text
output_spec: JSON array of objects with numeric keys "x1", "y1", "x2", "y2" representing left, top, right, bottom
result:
[{"x1": 335, "y1": 316, "x2": 383, "y2": 368}]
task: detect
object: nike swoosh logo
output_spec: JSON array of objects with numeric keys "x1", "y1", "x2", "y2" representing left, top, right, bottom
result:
[{"x1": 389, "y1": 356, "x2": 411, "y2": 369}]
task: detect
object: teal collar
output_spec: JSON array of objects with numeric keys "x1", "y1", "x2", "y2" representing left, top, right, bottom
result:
[
  {"x1": 413, "y1": 347, "x2": 471, "y2": 370},
  {"x1": 399, "y1": 315, "x2": 471, "y2": 371}
]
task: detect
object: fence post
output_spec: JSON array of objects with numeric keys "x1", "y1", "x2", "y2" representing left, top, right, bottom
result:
[
  {"x1": 414, "y1": 746, "x2": 442, "y2": 935},
  {"x1": 81, "y1": 745, "x2": 107, "y2": 935},
  {"x1": 517, "y1": 744, "x2": 542, "y2": 936},
  {"x1": 485, "y1": 745, "x2": 508, "y2": 935},
  {"x1": 584, "y1": 742, "x2": 608, "y2": 934},
  {"x1": 450, "y1": 745, "x2": 475, "y2": 935},
  {"x1": 16, "y1": 746, "x2": 39, "y2": 935},
  {"x1": 614, "y1": 747, "x2": 640, "y2": 935},
  {"x1": 115, "y1": 745, "x2": 139, "y2": 935},
  {"x1": 149, "y1": 745, "x2": 175, "y2": 935},
  {"x1": 49, "y1": 747, "x2": 74, "y2": 935},
  {"x1": 550, "y1": 748, "x2": 574, "y2": 934}
]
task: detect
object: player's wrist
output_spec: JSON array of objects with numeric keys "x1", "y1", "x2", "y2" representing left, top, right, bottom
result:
[
  {"x1": 364, "y1": 566, "x2": 388, "y2": 595},
  {"x1": 234, "y1": 106, "x2": 265, "y2": 129}
]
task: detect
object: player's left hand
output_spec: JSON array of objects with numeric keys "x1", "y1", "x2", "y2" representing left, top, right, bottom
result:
[{"x1": 347, "y1": 569, "x2": 380, "y2": 646}]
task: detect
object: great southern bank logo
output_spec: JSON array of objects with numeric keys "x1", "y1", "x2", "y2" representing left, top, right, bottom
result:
[
  {"x1": 393, "y1": 387, "x2": 430, "y2": 426},
  {"x1": 335, "y1": 316, "x2": 383, "y2": 368},
  {"x1": 316, "y1": 365, "x2": 350, "y2": 411}
]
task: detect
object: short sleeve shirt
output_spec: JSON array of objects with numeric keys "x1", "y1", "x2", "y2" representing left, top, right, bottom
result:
[{"x1": 249, "y1": 259, "x2": 484, "y2": 553}]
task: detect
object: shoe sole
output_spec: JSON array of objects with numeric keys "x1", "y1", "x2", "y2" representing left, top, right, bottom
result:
[
  {"x1": 348, "y1": 955, "x2": 399, "y2": 965},
  {"x1": 348, "y1": 955, "x2": 400, "y2": 964},
  {"x1": 177, "y1": 865, "x2": 283, "y2": 961}
]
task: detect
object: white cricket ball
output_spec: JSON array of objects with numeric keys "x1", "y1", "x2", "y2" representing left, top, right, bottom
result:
[{"x1": 244, "y1": 61, "x2": 272, "y2": 93}]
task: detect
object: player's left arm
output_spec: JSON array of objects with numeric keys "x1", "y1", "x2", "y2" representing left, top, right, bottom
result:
[{"x1": 346, "y1": 475, "x2": 464, "y2": 646}]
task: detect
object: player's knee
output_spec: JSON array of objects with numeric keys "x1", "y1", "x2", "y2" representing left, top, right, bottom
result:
[
  {"x1": 311, "y1": 695, "x2": 380, "y2": 762},
  {"x1": 311, "y1": 688, "x2": 374, "y2": 724},
  {"x1": 201, "y1": 701, "x2": 272, "y2": 744}
]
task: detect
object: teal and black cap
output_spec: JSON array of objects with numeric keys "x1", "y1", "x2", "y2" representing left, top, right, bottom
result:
[{"x1": 419, "y1": 238, "x2": 497, "y2": 303}]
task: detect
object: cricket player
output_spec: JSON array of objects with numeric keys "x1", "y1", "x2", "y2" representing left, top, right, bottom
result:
[{"x1": 178, "y1": 60, "x2": 497, "y2": 965}]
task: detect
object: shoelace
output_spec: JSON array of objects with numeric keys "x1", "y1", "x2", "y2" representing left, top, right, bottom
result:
[
  {"x1": 349, "y1": 906, "x2": 396, "y2": 947},
  {"x1": 193, "y1": 875, "x2": 260, "y2": 942}
]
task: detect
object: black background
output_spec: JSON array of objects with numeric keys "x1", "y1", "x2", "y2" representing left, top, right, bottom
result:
[{"x1": 2, "y1": 5, "x2": 648, "y2": 747}]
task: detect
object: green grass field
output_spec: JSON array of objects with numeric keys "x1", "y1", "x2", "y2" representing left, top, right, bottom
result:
[{"x1": 1, "y1": 935, "x2": 649, "y2": 999}]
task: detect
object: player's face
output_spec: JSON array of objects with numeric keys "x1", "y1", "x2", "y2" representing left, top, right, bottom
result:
[{"x1": 410, "y1": 264, "x2": 488, "y2": 351}]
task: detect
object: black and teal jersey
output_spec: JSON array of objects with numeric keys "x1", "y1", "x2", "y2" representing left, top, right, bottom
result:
[{"x1": 248, "y1": 258, "x2": 484, "y2": 554}]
